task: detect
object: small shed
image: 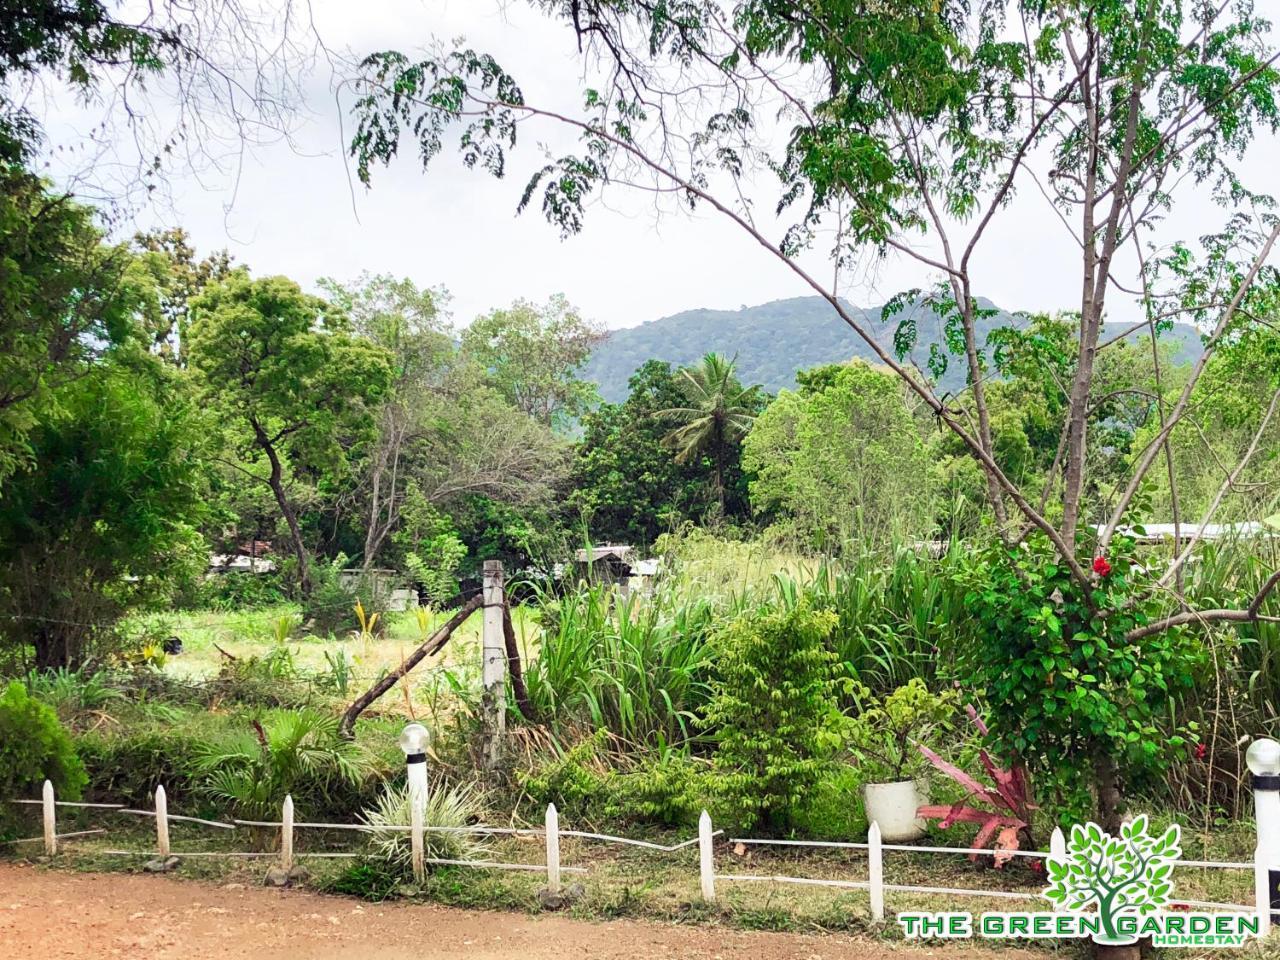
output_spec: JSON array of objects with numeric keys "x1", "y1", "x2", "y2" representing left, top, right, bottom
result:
[{"x1": 571, "y1": 545, "x2": 636, "y2": 584}]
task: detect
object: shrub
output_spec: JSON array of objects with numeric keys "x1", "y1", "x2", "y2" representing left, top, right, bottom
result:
[
  {"x1": 301, "y1": 557, "x2": 384, "y2": 637},
  {"x1": 75, "y1": 723, "x2": 208, "y2": 806},
  {"x1": 191, "y1": 709, "x2": 374, "y2": 822},
  {"x1": 791, "y1": 764, "x2": 870, "y2": 840},
  {"x1": 361, "y1": 780, "x2": 489, "y2": 873},
  {"x1": 702, "y1": 600, "x2": 849, "y2": 831},
  {"x1": 845, "y1": 677, "x2": 959, "y2": 782},
  {"x1": 188, "y1": 570, "x2": 289, "y2": 611},
  {"x1": 517, "y1": 732, "x2": 613, "y2": 822},
  {"x1": 602, "y1": 752, "x2": 710, "y2": 827},
  {"x1": 0, "y1": 681, "x2": 88, "y2": 827}
]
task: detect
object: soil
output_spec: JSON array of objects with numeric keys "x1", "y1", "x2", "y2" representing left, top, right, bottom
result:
[{"x1": 0, "y1": 863, "x2": 1040, "y2": 960}]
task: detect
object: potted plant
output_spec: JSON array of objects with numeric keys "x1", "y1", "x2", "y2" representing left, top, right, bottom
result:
[{"x1": 846, "y1": 678, "x2": 957, "y2": 841}]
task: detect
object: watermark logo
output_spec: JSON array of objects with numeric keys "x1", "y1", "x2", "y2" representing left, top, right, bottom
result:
[
  {"x1": 1045, "y1": 814, "x2": 1178, "y2": 943},
  {"x1": 899, "y1": 815, "x2": 1258, "y2": 948}
]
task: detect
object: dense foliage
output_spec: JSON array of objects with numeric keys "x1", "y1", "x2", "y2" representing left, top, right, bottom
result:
[{"x1": 0, "y1": 681, "x2": 87, "y2": 820}]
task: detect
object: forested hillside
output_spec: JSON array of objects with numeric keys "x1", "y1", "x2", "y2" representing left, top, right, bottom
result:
[{"x1": 584, "y1": 296, "x2": 1205, "y2": 401}]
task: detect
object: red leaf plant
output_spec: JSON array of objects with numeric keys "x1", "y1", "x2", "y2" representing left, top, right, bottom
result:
[{"x1": 915, "y1": 705, "x2": 1037, "y2": 869}]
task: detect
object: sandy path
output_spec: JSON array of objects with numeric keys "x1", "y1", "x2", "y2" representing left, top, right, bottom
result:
[{"x1": 0, "y1": 864, "x2": 1042, "y2": 960}]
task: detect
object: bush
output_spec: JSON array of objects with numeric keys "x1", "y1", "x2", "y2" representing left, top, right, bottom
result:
[
  {"x1": 361, "y1": 780, "x2": 489, "y2": 873},
  {"x1": 791, "y1": 764, "x2": 870, "y2": 840},
  {"x1": 75, "y1": 722, "x2": 208, "y2": 807},
  {"x1": 302, "y1": 559, "x2": 383, "y2": 637},
  {"x1": 602, "y1": 752, "x2": 710, "y2": 827},
  {"x1": 517, "y1": 733, "x2": 613, "y2": 822},
  {"x1": 187, "y1": 570, "x2": 289, "y2": 611},
  {"x1": 191, "y1": 709, "x2": 375, "y2": 822},
  {"x1": 702, "y1": 600, "x2": 850, "y2": 831},
  {"x1": 0, "y1": 681, "x2": 88, "y2": 829}
]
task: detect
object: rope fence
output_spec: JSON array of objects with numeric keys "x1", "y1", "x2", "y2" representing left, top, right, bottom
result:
[{"x1": 5, "y1": 779, "x2": 1266, "y2": 928}]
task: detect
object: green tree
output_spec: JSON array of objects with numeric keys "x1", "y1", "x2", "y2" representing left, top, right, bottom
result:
[
  {"x1": 186, "y1": 273, "x2": 393, "y2": 596},
  {"x1": 462, "y1": 294, "x2": 603, "y2": 430},
  {"x1": 658, "y1": 354, "x2": 763, "y2": 517},
  {"x1": 568, "y1": 360, "x2": 717, "y2": 545},
  {"x1": 0, "y1": 165, "x2": 152, "y2": 483},
  {"x1": 132, "y1": 227, "x2": 234, "y2": 362},
  {"x1": 0, "y1": 356, "x2": 210, "y2": 669},
  {"x1": 743, "y1": 361, "x2": 933, "y2": 550},
  {"x1": 350, "y1": 0, "x2": 1280, "y2": 842}
]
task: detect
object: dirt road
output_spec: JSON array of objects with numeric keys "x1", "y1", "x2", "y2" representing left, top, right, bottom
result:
[{"x1": 0, "y1": 863, "x2": 1034, "y2": 959}]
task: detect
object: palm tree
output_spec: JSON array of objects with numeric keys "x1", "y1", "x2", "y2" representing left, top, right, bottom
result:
[{"x1": 657, "y1": 353, "x2": 762, "y2": 515}]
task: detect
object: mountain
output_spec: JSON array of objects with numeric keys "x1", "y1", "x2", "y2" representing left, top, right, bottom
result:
[{"x1": 583, "y1": 296, "x2": 1204, "y2": 402}]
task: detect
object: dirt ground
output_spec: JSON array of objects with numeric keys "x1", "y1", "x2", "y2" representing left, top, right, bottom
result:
[{"x1": 0, "y1": 863, "x2": 1044, "y2": 960}]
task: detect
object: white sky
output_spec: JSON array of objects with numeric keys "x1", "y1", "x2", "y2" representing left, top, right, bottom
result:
[{"x1": 36, "y1": 0, "x2": 1280, "y2": 332}]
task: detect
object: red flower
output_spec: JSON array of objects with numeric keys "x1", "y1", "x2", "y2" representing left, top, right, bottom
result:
[
  {"x1": 1092, "y1": 556, "x2": 1112, "y2": 577},
  {"x1": 1194, "y1": 743, "x2": 1208, "y2": 761}
]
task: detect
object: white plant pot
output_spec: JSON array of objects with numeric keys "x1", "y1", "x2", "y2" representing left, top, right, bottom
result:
[{"x1": 863, "y1": 779, "x2": 927, "y2": 842}]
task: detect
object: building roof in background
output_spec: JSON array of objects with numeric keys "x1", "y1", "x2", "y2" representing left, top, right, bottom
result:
[
  {"x1": 574, "y1": 545, "x2": 635, "y2": 563},
  {"x1": 1097, "y1": 522, "x2": 1277, "y2": 542}
]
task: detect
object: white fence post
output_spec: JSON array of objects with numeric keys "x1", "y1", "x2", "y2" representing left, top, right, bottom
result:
[
  {"x1": 410, "y1": 793, "x2": 425, "y2": 882},
  {"x1": 399, "y1": 722, "x2": 430, "y2": 883},
  {"x1": 545, "y1": 803, "x2": 561, "y2": 895},
  {"x1": 698, "y1": 809, "x2": 715, "y2": 904},
  {"x1": 480, "y1": 560, "x2": 507, "y2": 769},
  {"x1": 154, "y1": 784, "x2": 170, "y2": 859},
  {"x1": 41, "y1": 780, "x2": 56, "y2": 856},
  {"x1": 281, "y1": 795, "x2": 294, "y2": 873},
  {"x1": 1249, "y1": 738, "x2": 1280, "y2": 937},
  {"x1": 1049, "y1": 826, "x2": 1067, "y2": 912},
  {"x1": 868, "y1": 820, "x2": 884, "y2": 922}
]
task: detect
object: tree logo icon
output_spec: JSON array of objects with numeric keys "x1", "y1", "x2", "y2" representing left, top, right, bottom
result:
[{"x1": 1043, "y1": 815, "x2": 1182, "y2": 945}]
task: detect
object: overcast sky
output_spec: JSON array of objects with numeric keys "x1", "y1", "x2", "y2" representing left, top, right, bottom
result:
[{"x1": 38, "y1": 0, "x2": 1280, "y2": 332}]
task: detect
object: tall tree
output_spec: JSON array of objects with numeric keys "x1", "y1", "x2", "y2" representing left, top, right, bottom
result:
[
  {"x1": 461, "y1": 295, "x2": 603, "y2": 430},
  {"x1": 743, "y1": 361, "x2": 934, "y2": 550},
  {"x1": 132, "y1": 227, "x2": 233, "y2": 362},
  {"x1": 0, "y1": 165, "x2": 149, "y2": 484},
  {"x1": 0, "y1": 353, "x2": 210, "y2": 669},
  {"x1": 569, "y1": 359, "x2": 718, "y2": 544},
  {"x1": 319, "y1": 273, "x2": 453, "y2": 573},
  {"x1": 659, "y1": 354, "x2": 762, "y2": 516},
  {"x1": 186, "y1": 272, "x2": 392, "y2": 596},
  {"x1": 348, "y1": 0, "x2": 1280, "y2": 859}
]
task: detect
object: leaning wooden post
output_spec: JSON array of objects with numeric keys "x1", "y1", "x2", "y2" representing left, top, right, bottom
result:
[
  {"x1": 480, "y1": 560, "x2": 507, "y2": 769},
  {"x1": 545, "y1": 803, "x2": 561, "y2": 895},
  {"x1": 281, "y1": 795, "x2": 295, "y2": 873},
  {"x1": 868, "y1": 820, "x2": 885, "y2": 922},
  {"x1": 698, "y1": 809, "x2": 716, "y2": 904},
  {"x1": 42, "y1": 780, "x2": 57, "y2": 857},
  {"x1": 154, "y1": 784, "x2": 170, "y2": 859}
]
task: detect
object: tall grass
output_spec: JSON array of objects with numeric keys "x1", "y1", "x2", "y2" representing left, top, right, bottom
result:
[
  {"x1": 796, "y1": 545, "x2": 973, "y2": 694},
  {"x1": 522, "y1": 538, "x2": 971, "y2": 750},
  {"x1": 523, "y1": 581, "x2": 723, "y2": 750}
]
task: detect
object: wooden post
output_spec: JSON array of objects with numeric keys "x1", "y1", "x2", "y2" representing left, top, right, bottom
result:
[
  {"x1": 545, "y1": 803, "x2": 561, "y2": 895},
  {"x1": 698, "y1": 809, "x2": 715, "y2": 904},
  {"x1": 480, "y1": 560, "x2": 507, "y2": 768},
  {"x1": 868, "y1": 820, "x2": 885, "y2": 922},
  {"x1": 42, "y1": 780, "x2": 56, "y2": 857},
  {"x1": 154, "y1": 784, "x2": 170, "y2": 858},
  {"x1": 281, "y1": 795, "x2": 295, "y2": 873}
]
